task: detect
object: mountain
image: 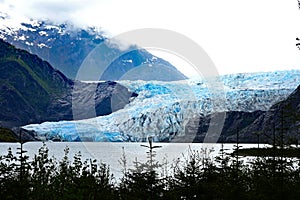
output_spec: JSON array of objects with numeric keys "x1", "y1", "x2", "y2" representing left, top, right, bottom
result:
[
  {"x1": 191, "y1": 110, "x2": 265, "y2": 143},
  {"x1": 0, "y1": 13, "x2": 186, "y2": 81},
  {"x1": 234, "y1": 84, "x2": 300, "y2": 144},
  {"x1": 22, "y1": 70, "x2": 300, "y2": 142},
  {"x1": 0, "y1": 127, "x2": 18, "y2": 142},
  {"x1": 193, "y1": 84, "x2": 300, "y2": 144},
  {"x1": 0, "y1": 39, "x2": 136, "y2": 129}
]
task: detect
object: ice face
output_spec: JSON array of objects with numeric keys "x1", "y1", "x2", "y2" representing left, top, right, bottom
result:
[{"x1": 23, "y1": 70, "x2": 300, "y2": 142}]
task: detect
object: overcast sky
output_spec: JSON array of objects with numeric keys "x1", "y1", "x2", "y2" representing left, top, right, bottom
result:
[{"x1": 1, "y1": 0, "x2": 300, "y2": 76}]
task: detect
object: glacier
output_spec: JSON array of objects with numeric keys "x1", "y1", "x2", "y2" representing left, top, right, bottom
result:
[{"x1": 23, "y1": 70, "x2": 300, "y2": 142}]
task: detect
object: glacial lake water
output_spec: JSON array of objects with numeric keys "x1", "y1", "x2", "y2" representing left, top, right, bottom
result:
[{"x1": 0, "y1": 142, "x2": 267, "y2": 179}]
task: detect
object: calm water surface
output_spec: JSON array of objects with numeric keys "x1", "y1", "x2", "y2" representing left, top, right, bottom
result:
[{"x1": 0, "y1": 142, "x2": 266, "y2": 179}]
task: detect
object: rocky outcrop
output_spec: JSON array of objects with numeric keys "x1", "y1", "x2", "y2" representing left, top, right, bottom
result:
[
  {"x1": 191, "y1": 85, "x2": 300, "y2": 144},
  {"x1": 191, "y1": 111, "x2": 264, "y2": 143},
  {"x1": 0, "y1": 39, "x2": 137, "y2": 128},
  {"x1": 236, "y1": 85, "x2": 300, "y2": 144}
]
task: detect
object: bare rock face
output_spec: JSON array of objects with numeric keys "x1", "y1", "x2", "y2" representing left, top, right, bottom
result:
[
  {"x1": 191, "y1": 85, "x2": 300, "y2": 144},
  {"x1": 191, "y1": 111, "x2": 264, "y2": 143},
  {"x1": 237, "y1": 85, "x2": 300, "y2": 144},
  {"x1": 0, "y1": 39, "x2": 137, "y2": 128}
]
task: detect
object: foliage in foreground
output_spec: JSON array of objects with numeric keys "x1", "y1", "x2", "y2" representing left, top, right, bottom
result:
[{"x1": 0, "y1": 143, "x2": 300, "y2": 200}]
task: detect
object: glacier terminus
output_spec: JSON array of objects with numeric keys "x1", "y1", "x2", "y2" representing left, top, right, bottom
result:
[{"x1": 23, "y1": 70, "x2": 300, "y2": 142}]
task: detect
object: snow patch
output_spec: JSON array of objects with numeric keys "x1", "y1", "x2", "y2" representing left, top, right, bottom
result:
[
  {"x1": 38, "y1": 31, "x2": 48, "y2": 36},
  {"x1": 18, "y1": 35, "x2": 26, "y2": 41},
  {"x1": 37, "y1": 43, "x2": 48, "y2": 48},
  {"x1": 25, "y1": 41, "x2": 33, "y2": 46},
  {"x1": 123, "y1": 59, "x2": 133, "y2": 63}
]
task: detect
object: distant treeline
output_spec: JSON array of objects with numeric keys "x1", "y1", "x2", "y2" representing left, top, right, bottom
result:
[{"x1": 0, "y1": 143, "x2": 300, "y2": 200}]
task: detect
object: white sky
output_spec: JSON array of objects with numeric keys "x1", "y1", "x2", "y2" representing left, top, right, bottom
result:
[{"x1": 1, "y1": 0, "x2": 300, "y2": 76}]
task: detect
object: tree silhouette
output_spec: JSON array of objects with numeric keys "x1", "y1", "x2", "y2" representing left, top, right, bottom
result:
[{"x1": 118, "y1": 136, "x2": 164, "y2": 199}]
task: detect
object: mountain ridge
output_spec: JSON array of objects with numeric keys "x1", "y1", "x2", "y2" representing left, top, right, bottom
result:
[
  {"x1": 0, "y1": 39, "x2": 137, "y2": 129},
  {"x1": 0, "y1": 13, "x2": 186, "y2": 81}
]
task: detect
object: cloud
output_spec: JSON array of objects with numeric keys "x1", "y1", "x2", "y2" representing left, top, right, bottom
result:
[
  {"x1": 0, "y1": 0, "x2": 299, "y2": 75},
  {"x1": 0, "y1": 0, "x2": 100, "y2": 26}
]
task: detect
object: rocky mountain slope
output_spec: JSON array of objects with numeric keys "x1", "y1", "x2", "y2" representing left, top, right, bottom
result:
[
  {"x1": 192, "y1": 84, "x2": 300, "y2": 143},
  {"x1": 0, "y1": 39, "x2": 136, "y2": 128},
  {"x1": 0, "y1": 13, "x2": 186, "y2": 81},
  {"x1": 235, "y1": 85, "x2": 300, "y2": 144},
  {"x1": 191, "y1": 110, "x2": 265, "y2": 143}
]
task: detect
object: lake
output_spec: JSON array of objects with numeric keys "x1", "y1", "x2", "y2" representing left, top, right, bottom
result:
[{"x1": 0, "y1": 142, "x2": 266, "y2": 179}]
